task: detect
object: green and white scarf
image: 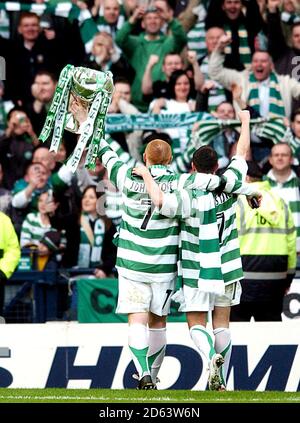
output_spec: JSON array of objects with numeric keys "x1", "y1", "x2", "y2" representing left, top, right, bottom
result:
[
  {"x1": 193, "y1": 117, "x2": 287, "y2": 148},
  {"x1": 78, "y1": 214, "x2": 105, "y2": 268},
  {"x1": 248, "y1": 72, "x2": 285, "y2": 118},
  {"x1": 39, "y1": 65, "x2": 113, "y2": 172},
  {"x1": 224, "y1": 23, "x2": 251, "y2": 68},
  {"x1": 105, "y1": 112, "x2": 210, "y2": 132},
  {"x1": 281, "y1": 11, "x2": 300, "y2": 24},
  {"x1": 282, "y1": 127, "x2": 300, "y2": 156}
]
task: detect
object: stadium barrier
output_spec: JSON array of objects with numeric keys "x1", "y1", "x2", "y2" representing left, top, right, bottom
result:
[
  {"x1": 5, "y1": 272, "x2": 300, "y2": 323},
  {"x1": 0, "y1": 322, "x2": 299, "y2": 391}
]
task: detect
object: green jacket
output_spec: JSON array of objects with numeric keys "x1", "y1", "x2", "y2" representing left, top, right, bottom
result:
[
  {"x1": 0, "y1": 212, "x2": 21, "y2": 278},
  {"x1": 116, "y1": 20, "x2": 187, "y2": 111}
]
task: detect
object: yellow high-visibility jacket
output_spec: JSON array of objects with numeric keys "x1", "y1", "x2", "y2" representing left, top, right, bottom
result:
[
  {"x1": 0, "y1": 212, "x2": 21, "y2": 279},
  {"x1": 237, "y1": 181, "x2": 296, "y2": 282}
]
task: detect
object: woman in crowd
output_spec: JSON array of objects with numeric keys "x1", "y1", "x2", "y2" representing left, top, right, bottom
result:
[
  {"x1": 75, "y1": 185, "x2": 117, "y2": 278},
  {"x1": 149, "y1": 69, "x2": 196, "y2": 156}
]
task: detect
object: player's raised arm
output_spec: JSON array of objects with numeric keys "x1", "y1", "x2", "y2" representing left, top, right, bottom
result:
[
  {"x1": 235, "y1": 110, "x2": 250, "y2": 159},
  {"x1": 132, "y1": 166, "x2": 164, "y2": 207}
]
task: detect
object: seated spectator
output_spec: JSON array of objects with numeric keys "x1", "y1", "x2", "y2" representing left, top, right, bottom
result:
[
  {"x1": 149, "y1": 69, "x2": 195, "y2": 155},
  {"x1": 0, "y1": 107, "x2": 39, "y2": 190},
  {"x1": 209, "y1": 35, "x2": 300, "y2": 120}
]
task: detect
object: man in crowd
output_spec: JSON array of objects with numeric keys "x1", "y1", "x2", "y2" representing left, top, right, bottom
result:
[
  {"x1": 115, "y1": 4, "x2": 187, "y2": 111},
  {"x1": 209, "y1": 34, "x2": 300, "y2": 120},
  {"x1": 232, "y1": 161, "x2": 296, "y2": 321},
  {"x1": 265, "y1": 143, "x2": 300, "y2": 254}
]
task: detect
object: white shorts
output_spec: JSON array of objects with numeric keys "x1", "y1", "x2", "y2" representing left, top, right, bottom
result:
[
  {"x1": 214, "y1": 281, "x2": 242, "y2": 307},
  {"x1": 173, "y1": 286, "x2": 213, "y2": 312},
  {"x1": 116, "y1": 275, "x2": 175, "y2": 316},
  {"x1": 173, "y1": 281, "x2": 242, "y2": 312}
]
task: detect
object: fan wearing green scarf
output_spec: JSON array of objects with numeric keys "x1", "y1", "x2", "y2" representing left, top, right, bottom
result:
[
  {"x1": 209, "y1": 34, "x2": 300, "y2": 120},
  {"x1": 132, "y1": 110, "x2": 260, "y2": 391}
]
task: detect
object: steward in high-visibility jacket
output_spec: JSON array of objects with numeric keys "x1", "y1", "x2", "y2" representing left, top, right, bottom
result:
[
  {"x1": 0, "y1": 211, "x2": 21, "y2": 315},
  {"x1": 233, "y1": 180, "x2": 296, "y2": 321}
]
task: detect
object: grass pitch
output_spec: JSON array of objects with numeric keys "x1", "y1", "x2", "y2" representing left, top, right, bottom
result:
[{"x1": 0, "y1": 388, "x2": 299, "y2": 403}]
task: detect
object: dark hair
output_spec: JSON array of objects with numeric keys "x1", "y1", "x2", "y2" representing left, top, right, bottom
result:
[
  {"x1": 168, "y1": 70, "x2": 193, "y2": 100},
  {"x1": 114, "y1": 76, "x2": 130, "y2": 86},
  {"x1": 291, "y1": 108, "x2": 300, "y2": 122},
  {"x1": 246, "y1": 161, "x2": 263, "y2": 180},
  {"x1": 34, "y1": 70, "x2": 57, "y2": 83},
  {"x1": 163, "y1": 52, "x2": 182, "y2": 64},
  {"x1": 82, "y1": 185, "x2": 99, "y2": 199},
  {"x1": 216, "y1": 101, "x2": 234, "y2": 111},
  {"x1": 7, "y1": 107, "x2": 26, "y2": 121},
  {"x1": 192, "y1": 146, "x2": 218, "y2": 173}
]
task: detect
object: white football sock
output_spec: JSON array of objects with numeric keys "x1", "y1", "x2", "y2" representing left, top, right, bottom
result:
[
  {"x1": 128, "y1": 323, "x2": 150, "y2": 378},
  {"x1": 213, "y1": 327, "x2": 232, "y2": 386},
  {"x1": 190, "y1": 324, "x2": 216, "y2": 364},
  {"x1": 148, "y1": 327, "x2": 166, "y2": 381}
]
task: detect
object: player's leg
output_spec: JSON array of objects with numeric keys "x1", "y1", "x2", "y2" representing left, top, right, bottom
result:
[
  {"x1": 178, "y1": 286, "x2": 223, "y2": 390},
  {"x1": 212, "y1": 306, "x2": 231, "y2": 389},
  {"x1": 148, "y1": 313, "x2": 167, "y2": 385},
  {"x1": 148, "y1": 279, "x2": 175, "y2": 386},
  {"x1": 117, "y1": 275, "x2": 155, "y2": 389},
  {"x1": 182, "y1": 286, "x2": 216, "y2": 363},
  {"x1": 213, "y1": 281, "x2": 242, "y2": 389},
  {"x1": 187, "y1": 310, "x2": 224, "y2": 391}
]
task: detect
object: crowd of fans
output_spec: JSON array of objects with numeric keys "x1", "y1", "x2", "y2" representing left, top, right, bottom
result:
[{"x1": 0, "y1": 0, "x2": 300, "y2": 321}]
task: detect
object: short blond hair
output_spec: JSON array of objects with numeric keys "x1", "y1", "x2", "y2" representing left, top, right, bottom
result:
[{"x1": 144, "y1": 139, "x2": 172, "y2": 165}]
